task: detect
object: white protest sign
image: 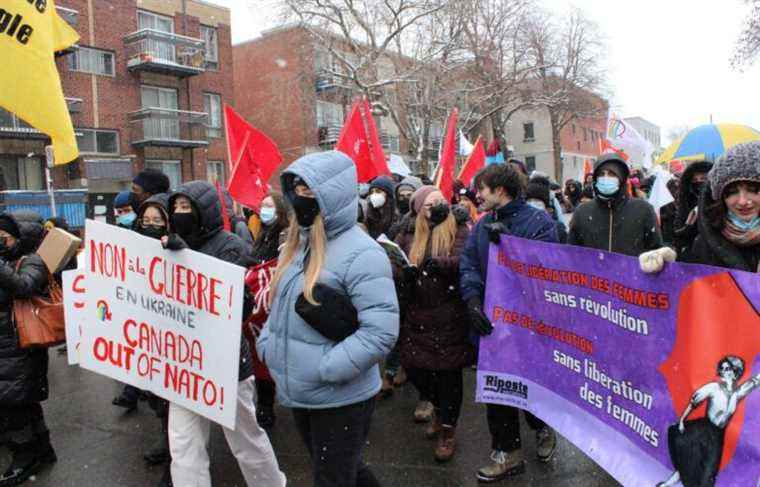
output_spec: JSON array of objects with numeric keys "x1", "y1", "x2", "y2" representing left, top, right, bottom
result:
[
  {"x1": 78, "y1": 220, "x2": 244, "y2": 429},
  {"x1": 62, "y1": 269, "x2": 85, "y2": 365}
]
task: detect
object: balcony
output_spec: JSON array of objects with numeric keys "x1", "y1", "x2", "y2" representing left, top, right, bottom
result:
[
  {"x1": 317, "y1": 124, "x2": 342, "y2": 146},
  {"x1": 56, "y1": 5, "x2": 79, "y2": 27},
  {"x1": 129, "y1": 108, "x2": 208, "y2": 148},
  {"x1": 124, "y1": 29, "x2": 206, "y2": 77},
  {"x1": 315, "y1": 71, "x2": 352, "y2": 92}
]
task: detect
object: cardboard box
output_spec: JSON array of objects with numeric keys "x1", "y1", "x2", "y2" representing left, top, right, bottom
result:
[{"x1": 36, "y1": 228, "x2": 82, "y2": 274}]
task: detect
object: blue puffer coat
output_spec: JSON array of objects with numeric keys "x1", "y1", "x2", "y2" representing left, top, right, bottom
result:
[{"x1": 257, "y1": 151, "x2": 399, "y2": 409}]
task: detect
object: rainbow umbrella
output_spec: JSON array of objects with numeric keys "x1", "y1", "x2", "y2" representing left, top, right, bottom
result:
[{"x1": 656, "y1": 123, "x2": 760, "y2": 164}]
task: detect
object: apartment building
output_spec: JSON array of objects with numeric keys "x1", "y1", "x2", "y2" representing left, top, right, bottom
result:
[{"x1": 0, "y1": 0, "x2": 233, "y2": 213}]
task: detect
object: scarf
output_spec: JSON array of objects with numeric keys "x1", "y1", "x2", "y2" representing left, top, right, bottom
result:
[{"x1": 722, "y1": 218, "x2": 760, "y2": 248}]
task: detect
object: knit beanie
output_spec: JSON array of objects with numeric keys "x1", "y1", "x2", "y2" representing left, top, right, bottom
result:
[
  {"x1": 0, "y1": 215, "x2": 20, "y2": 238},
  {"x1": 369, "y1": 176, "x2": 396, "y2": 204},
  {"x1": 396, "y1": 175, "x2": 423, "y2": 195},
  {"x1": 707, "y1": 141, "x2": 760, "y2": 200},
  {"x1": 133, "y1": 168, "x2": 171, "y2": 195},
  {"x1": 411, "y1": 185, "x2": 439, "y2": 215},
  {"x1": 114, "y1": 190, "x2": 132, "y2": 208}
]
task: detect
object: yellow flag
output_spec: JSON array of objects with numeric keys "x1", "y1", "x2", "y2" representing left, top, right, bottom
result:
[{"x1": 0, "y1": 0, "x2": 80, "y2": 165}]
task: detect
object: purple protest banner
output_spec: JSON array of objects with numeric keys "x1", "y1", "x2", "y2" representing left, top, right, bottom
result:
[{"x1": 477, "y1": 235, "x2": 760, "y2": 487}]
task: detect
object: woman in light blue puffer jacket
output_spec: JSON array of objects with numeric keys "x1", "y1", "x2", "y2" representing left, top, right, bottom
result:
[{"x1": 257, "y1": 150, "x2": 399, "y2": 487}]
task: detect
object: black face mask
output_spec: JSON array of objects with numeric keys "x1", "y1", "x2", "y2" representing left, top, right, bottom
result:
[
  {"x1": 292, "y1": 195, "x2": 320, "y2": 227},
  {"x1": 429, "y1": 203, "x2": 450, "y2": 227},
  {"x1": 0, "y1": 239, "x2": 12, "y2": 259},
  {"x1": 171, "y1": 213, "x2": 200, "y2": 238},
  {"x1": 139, "y1": 225, "x2": 168, "y2": 240},
  {"x1": 397, "y1": 198, "x2": 410, "y2": 214},
  {"x1": 690, "y1": 181, "x2": 705, "y2": 198}
]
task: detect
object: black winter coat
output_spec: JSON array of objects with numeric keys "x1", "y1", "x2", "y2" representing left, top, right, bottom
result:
[
  {"x1": 568, "y1": 195, "x2": 662, "y2": 257},
  {"x1": 168, "y1": 181, "x2": 255, "y2": 381},
  {"x1": 673, "y1": 161, "x2": 712, "y2": 260},
  {"x1": 395, "y1": 223, "x2": 475, "y2": 370},
  {"x1": 0, "y1": 212, "x2": 50, "y2": 405},
  {"x1": 250, "y1": 223, "x2": 285, "y2": 265}
]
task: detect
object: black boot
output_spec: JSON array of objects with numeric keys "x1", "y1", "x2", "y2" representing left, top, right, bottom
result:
[
  {"x1": 0, "y1": 437, "x2": 55, "y2": 487},
  {"x1": 144, "y1": 416, "x2": 170, "y2": 465},
  {"x1": 157, "y1": 464, "x2": 173, "y2": 487},
  {"x1": 112, "y1": 385, "x2": 139, "y2": 411}
]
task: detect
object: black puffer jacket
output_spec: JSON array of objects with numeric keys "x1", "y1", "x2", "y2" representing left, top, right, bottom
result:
[
  {"x1": 674, "y1": 161, "x2": 713, "y2": 260},
  {"x1": 168, "y1": 182, "x2": 255, "y2": 381},
  {"x1": 0, "y1": 212, "x2": 50, "y2": 405},
  {"x1": 687, "y1": 191, "x2": 760, "y2": 272}
]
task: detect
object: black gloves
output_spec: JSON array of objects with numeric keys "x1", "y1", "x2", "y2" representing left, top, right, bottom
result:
[
  {"x1": 484, "y1": 222, "x2": 510, "y2": 244},
  {"x1": 162, "y1": 233, "x2": 188, "y2": 251},
  {"x1": 467, "y1": 297, "x2": 493, "y2": 336}
]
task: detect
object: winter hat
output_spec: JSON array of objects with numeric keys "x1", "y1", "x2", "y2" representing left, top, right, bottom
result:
[
  {"x1": 458, "y1": 186, "x2": 477, "y2": 204},
  {"x1": 593, "y1": 154, "x2": 630, "y2": 182},
  {"x1": 396, "y1": 175, "x2": 423, "y2": 195},
  {"x1": 114, "y1": 190, "x2": 132, "y2": 208},
  {"x1": 133, "y1": 168, "x2": 171, "y2": 195},
  {"x1": 0, "y1": 215, "x2": 20, "y2": 238},
  {"x1": 369, "y1": 176, "x2": 396, "y2": 203},
  {"x1": 707, "y1": 141, "x2": 760, "y2": 200},
  {"x1": 411, "y1": 185, "x2": 439, "y2": 215},
  {"x1": 525, "y1": 181, "x2": 551, "y2": 208}
]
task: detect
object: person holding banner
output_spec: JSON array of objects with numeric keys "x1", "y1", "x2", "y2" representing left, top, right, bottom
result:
[
  {"x1": 394, "y1": 185, "x2": 474, "y2": 462},
  {"x1": 458, "y1": 164, "x2": 559, "y2": 483},
  {"x1": 258, "y1": 151, "x2": 399, "y2": 487},
  {"x1": 161, "y1": 181, "x2": 286, "y2": 487},
  {"x1": 684, "y1": 142, "x2": 760, "y2": 273},
  {"x1": 0, "y1": 212, "x2": 57, "y2": 486}
]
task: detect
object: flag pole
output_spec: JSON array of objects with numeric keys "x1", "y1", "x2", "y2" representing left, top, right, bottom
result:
[{"x1": 44, "y1": 146, "x2": 57, "y2": 218}]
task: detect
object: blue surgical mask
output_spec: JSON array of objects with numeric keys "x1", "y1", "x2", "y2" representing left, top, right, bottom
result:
[
  {"x1": 260, "y1": 207, "x2": 277, "y2": 225},
  {"x1": 728, "y1": 211, "x2": 760, "y2": 231},
  {"x1": 595, "y1": 176, "x2": 620, "y2": 196},
  {"x1": 117, "y1": 212, "x2": 136, "y2": 227}
]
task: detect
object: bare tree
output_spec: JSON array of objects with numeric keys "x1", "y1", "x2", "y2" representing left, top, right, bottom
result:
[
  {"x1": 522, "y1": 8, "x2": 608, "y2": 180},
  {"x1": 732, "y1": 0, "x2": 760, "y2": 69}
]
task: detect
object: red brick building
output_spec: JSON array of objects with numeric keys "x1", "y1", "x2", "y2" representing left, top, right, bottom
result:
[{"x1": 0, "y1": 0, "x2": 233, "y2": 208}]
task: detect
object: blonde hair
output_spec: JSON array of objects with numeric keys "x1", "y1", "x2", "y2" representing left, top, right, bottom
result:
[
  {"x1": 409, "y1": 211, "x2": 457, "y2": 266},
  {"x1": 269, "y1": 213, "x2": 327, "y2": 306}
]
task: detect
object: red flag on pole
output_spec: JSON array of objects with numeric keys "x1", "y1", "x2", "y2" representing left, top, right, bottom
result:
[
  {"x1": 435, "y1": 108, "x2": 458, "y2": 201},
  {"x1": 224, "y1": 104, "x2": 283, "y2": 210},
  {"x1": 215, "y1": 179, "x2": 232, "y2": 231},
  {"x1": 457, "y1": 135, "x2": 485, "y2": 187},
  {"x1": 336, "y1": 98, "x2": 390, "y2": 182}
]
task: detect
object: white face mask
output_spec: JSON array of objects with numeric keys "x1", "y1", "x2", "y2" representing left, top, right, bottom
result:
[
  {"x1": 260, "y1": 207, "x2": 277, "y2": 225},
  {"x1": 369, "y1": 192, "x2": 386, "y2": 209},
  {"x1": 527, "y1": 199, "x2": 546, "y2": 211}
]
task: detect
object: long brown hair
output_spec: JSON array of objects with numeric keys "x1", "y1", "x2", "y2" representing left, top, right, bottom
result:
[
  {"x1": 269, "y1": 213, "x2": 327, "y2": 305},
  {"x1": 409, "y1": 210, "x2": 457, "y2": 266}
]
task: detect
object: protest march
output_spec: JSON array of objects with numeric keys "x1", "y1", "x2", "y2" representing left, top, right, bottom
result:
[{"x1": 1, "y1": 1, "x2": 759, "y2": 487}]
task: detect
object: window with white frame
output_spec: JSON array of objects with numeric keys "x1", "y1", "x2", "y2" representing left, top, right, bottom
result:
[
  {"x1": 204, "y1": 93, "x2": 222, "y2": 138},
  {"x1": 138, "y1": 10, "x2": 174, "y2": 32},
  {"x1": 68, "y1": 46, "x2": 115, "y2": 76},
  {"x1": 76, "y1": 129, "x2": 119, "y2": 155},
  {"x1": 146, "y1": 160, "x2": 182, "y2": 189},
  {"x1": 200, "y1": 25, "x2": 218, "y2": 70},
  {"x1": 0, "y1": 155, "x2": 45, "y2": 191},
  {"x1": 207, "y1": 161, "x2": 225, "y2": 184}
]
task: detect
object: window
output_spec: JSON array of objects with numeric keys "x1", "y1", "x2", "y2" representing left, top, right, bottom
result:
[
  {"x1": 68, "y1": 46, "x2": 115, "y2": 76},
  {"x1": 316, "y1": 101, "x2": 343, "y2": 126},
  {"x1": 204, "y1": 93, "x2": 222, "y2": 138},
  {"x1": 141, "y1": 86, "x2": 179, "y2": 140},
  {"x1": 76, "y1": 129, "x2": 119, "y2": 155},
  {"x1": 0, "y1": 108, "x2": 36, "y2": 133},
  {"x1": 525, "y1": 156, "x2": 536, "y2": 173},
  {"x1": 583, "y1": 127, "x2": 588, "y2": 141},
  {"x1": 207, "y1": 161, "x2": 225, "y2": 184},
  {"x1": 146, "y1": 160, "x2": 181, "y2": 189},
  {"x1": 200, "y1": 25, "x2": 218, "y2": 70},
  {"x1": 138, "y1": 10, "x2": 174, "y2": 33},
  {"x1": 523, "y1": 122, "x2": 534, "y2": 141},
  {"x1": 0, "y1": 155, "x2": 44, "y2": 191}
]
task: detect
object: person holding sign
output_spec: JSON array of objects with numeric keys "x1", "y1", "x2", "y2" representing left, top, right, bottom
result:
[
  {"x1": 161, "y1": 181, "x2": 285, "y2": 487},
  {"x1": 0, "y1": 212, "x2": 57, "y2": 486},
  {"x1": 258, "y1": 151, "x2": 399, "y2": 487},
  {"x1": 458, "y1": 164, "x2": 559, "y2": 483}
]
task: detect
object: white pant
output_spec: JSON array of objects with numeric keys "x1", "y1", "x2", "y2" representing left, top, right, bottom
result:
[{"x1": 168, "y1": 376, "x2": 286, "y2": 487}]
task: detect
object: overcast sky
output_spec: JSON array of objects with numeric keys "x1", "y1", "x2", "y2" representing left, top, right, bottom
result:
[{"x1": 208, "y1": 0, "x2": 760, "y2": 146}]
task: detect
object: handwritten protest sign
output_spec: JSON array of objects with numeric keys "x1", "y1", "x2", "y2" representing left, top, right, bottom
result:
[
  {"x1": 477, "y1": 236, "x2": 760, "y2": 487},
  {"x1": 78, "y1": 220, "x2": 245, "y2": 428},
  {"x1": 62, "y1": 269, "x2": 85, "y2": 365}
]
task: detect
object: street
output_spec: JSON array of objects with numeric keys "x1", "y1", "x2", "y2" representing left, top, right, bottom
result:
[{"x1": 1, "y1": 351, "x2": 621, "y2": 487}]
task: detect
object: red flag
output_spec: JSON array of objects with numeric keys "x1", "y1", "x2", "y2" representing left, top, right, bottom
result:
[
  {"x1": 599, "y1": 137, "x2": 630, "y2": 162},
  {"x1": 435, "y1": 108, "x2": 458, "y2": 201},
  {"x1": 457, "y1": 136, "x2": 485, "y2": 187},
  {"x1": 224, "y1": 104, "x2": 283, "y2": 210},
  {"x1": 336, "y1": 99, "x2": 390, "y2": 182},
  {"x1": 361, "y1": 98, "x2": 391, "y2": 178},
  {"x1": 215, "y1": 179, "x2": 231, "y2": 231}
]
